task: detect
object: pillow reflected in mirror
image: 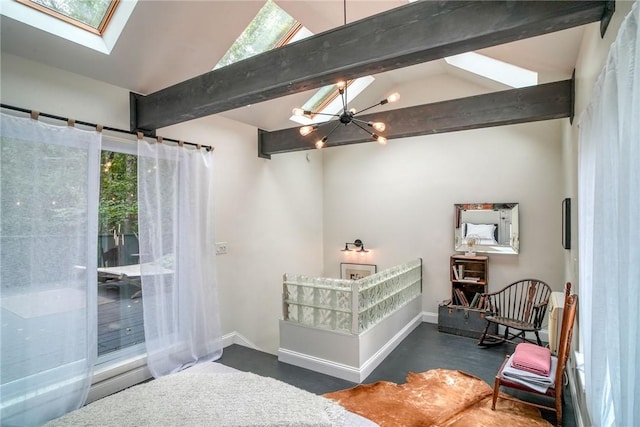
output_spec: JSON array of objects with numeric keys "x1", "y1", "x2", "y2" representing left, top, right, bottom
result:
[{"x1": 464, "y1": 223, "x2": 497, "y2": 242}]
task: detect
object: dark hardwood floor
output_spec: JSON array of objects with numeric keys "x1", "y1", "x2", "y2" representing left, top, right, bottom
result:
[{"x1": 218, "y1": 322, "x2": 576, "y2": 427}]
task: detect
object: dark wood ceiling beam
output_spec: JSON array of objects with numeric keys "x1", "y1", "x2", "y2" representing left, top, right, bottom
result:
[
  {"x1": 131, "y1": 1, "x2": 608, "y2": 132},
  {"x1": 258, "y1": 79, "x2": 573, "y2": 158}
]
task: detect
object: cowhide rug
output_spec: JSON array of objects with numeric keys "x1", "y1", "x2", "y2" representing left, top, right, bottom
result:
[{"x1": 324, "y1": 369, "x2": 553, "y2": 427}]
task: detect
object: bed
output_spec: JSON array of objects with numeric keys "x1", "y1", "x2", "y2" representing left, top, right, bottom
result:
[
  {"x1": 45, "y1": 362, "x2": 378, "y2": 426},
  {"x1": 461, "y1": 222, "x2": 499, "y2": 245}
]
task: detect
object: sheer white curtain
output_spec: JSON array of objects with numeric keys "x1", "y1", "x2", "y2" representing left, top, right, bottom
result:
[
  {"x1": 137, "y1": 140, "x2": 222, "y2": 377},
  {"x1": 578, "y1": 3, "x2": 640, "y2": 426},
  {"x1": 0, "y1": 113, "x2": 101, "y2": 425}
]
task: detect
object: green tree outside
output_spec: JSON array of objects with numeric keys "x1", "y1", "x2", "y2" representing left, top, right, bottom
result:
[
  {"x1": 215, "y1": 0, "x2": 297, "y2": 70},
  {"x1": 99, "y1": 151, "x2": 137, "y2": 237},
  {"x1": 30, "y1": 0, "x2": 113, "y2": 29}
]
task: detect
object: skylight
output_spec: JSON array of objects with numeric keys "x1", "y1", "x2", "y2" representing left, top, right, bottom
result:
[
  {"x1": 214, "y1": 0, "x2": 300, "y2": 70},
  {"x1": 214, "y1": 0, "x2": 373, "y2": 126},
  {"x1": 3, "y1": 0, "x2": 135, "y2": 54},
  {"x1": 445, "y1": 52, "x2": 538, "y2": 88},
  {"x1": 290, "y1": 76, "x2": 376, "y2": 126},
  {"x1": 16, "y1": 0, "x2": 118, "y2": 35}
]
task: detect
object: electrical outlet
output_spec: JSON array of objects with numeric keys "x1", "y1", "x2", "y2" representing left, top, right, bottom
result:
[{"x1": 215, "y1": 242, "x2": 228, "y2": 255}]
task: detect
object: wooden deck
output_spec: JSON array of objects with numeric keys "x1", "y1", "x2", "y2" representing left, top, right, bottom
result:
[
  {"x1": 1, "y1": 281, "x2": 145, "y2": 385},
  {"x1": 97, "y1": 280, "x2": 145, "y2": 356}
]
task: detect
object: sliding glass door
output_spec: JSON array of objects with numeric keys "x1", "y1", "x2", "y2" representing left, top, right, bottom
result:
[{"x1": 96, "y1": 140, "x2": 145, "y2": 361}]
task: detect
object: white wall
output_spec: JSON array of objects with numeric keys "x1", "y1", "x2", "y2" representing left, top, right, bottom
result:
[
  {"x1": 563, "y1": 1, "x2": 636, "y2": 289},
  {"x1": 0, "y1": 53, "x2": 324, "y2": 354},
  {"x1": 6, "y1": 0, "x2": 629, "y2": 353},
  {"x1": 159, "y1": 119, "x2": 324, "y2": 353},
  {"x1": 560, "y1": 3, "x2": 636, "y2": 426},
  {"x1": 322, "y1": 74, "x2": 567, "y2": 314}
]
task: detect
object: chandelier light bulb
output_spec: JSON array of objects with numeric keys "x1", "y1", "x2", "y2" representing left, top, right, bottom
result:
[
  {"x1": 300, "y1": 125, "x2": 315, "y2": 136},
  {"x1": 386, "y1": 92, "x2": 400, "y2": 103},
  {"x1": 292, "y1": 81, "x2": 398, "y2": 149},
  {"x1": 371, "y1": 122, "x2": 386, "y2": 132}
]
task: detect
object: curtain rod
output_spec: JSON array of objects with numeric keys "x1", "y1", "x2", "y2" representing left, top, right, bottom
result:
[{"x1": 1, "y1": 103, "x2": 213, "y2": 152}]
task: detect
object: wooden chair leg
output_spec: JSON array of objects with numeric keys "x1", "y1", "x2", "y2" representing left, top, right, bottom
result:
[
  {"x1": 492, "y1": 376, "x2": 500, "y2": 410},
  {"x1": 478, "y1": 321, "x2": 506, "y2": 346},
  {"x1": 535, "y1": 331, "x2": 543, "y2": 346},
  {"x1": 511, "y1": 330, "x2": 524, "y2": 342},
  {"x1": 478, "y1": 321, "x2": 491, "y2": 346},
  {"x1": 555, "y1": 394, "x2": 563, "y2": 427}
]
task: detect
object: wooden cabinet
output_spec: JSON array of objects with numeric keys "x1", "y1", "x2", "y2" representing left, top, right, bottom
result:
[{"x1": 449, "y1": 255, "x2": 488, "y2": 308}]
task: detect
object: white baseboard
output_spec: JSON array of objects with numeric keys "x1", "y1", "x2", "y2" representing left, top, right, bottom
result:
[
  {"x1": 222, "y1": 331, "x2": 259, "y2": 350},
  {"x1": 422, "y1": 311, "x2": 438, "y2": 324},
  {"x1": 279, "y1": 313, "x2": 423, "y2": 383},
  {"x1": 358, "y1": 313, "x2": 422, "y2": 381},
  {"x1": 279, "y1": 348, "x2": 362, "y2": 383}
]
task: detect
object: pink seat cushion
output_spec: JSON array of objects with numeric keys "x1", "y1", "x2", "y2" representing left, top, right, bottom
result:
[{"x1": 511, "y1": 343, "x2": 552, "y2": 376}]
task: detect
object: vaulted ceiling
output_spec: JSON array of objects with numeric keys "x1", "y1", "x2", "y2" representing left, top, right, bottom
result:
[{"x1": 1, "y1": 1, "x2": 614, "y2": 157}]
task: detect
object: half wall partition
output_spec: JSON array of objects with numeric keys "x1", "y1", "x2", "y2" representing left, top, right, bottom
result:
[{"x1": 279, "y1": 259, "x2": 423, "y2": 382}]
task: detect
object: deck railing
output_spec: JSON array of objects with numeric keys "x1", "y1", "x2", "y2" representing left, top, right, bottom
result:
[{"x1": 282, "y1": 259, "x2": 422, "y2": 334}]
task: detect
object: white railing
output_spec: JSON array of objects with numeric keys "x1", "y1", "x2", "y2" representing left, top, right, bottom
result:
[{"x1": 282, "y1": 259, "x2": 422, "y2": 334}]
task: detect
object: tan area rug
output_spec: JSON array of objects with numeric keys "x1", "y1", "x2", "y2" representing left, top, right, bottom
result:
[{"x1": 324, "y1": 369, "x2": 552, "y2": 427}]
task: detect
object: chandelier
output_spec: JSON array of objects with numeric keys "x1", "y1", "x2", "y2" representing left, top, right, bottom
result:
[{"x1": 292, "y1": 81, "x2": 400, "y2": 149}]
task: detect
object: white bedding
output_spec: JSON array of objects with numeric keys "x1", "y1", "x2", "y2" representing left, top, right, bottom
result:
[
  {"x1": 46, "y1": 362, "x2": 377, "y2": 427},
  {"x1": 462, "y1": 237, "x2": 498, "y2": 246}
]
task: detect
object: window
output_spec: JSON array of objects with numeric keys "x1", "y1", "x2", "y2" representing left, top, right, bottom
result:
[
  {"x1": 97, "y1": 146, "x2": 143, "y2": 359},
  {"x1": 445, "y1": 52, "x2": 538, "y2": 88},
  {"x1": 302, "y1": 84, "x2": 343, "y2": 118},
  {"x1": 15, "y1": 0, "x2": 119, "y2": 35},
  {"x1": 214, "y1": 0, "x2": 373, "y2": 125},
  {"x1": 3, "y1": 0, "x2": 135, "y2": 53},
  {"x1": 290, "y1": 76, "x2": 376, "y2": 126},
  {"x1": 214, "y1": 0, "x2": 300, "y2": 70}
]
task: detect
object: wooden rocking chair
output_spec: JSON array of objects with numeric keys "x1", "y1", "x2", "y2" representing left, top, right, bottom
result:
[
  {"x1": 491, "y1": 282, "x2": 577, "y2": 426},
  {"x1": 478, "y1": 279, "x2": 552, "y2": 346}
]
